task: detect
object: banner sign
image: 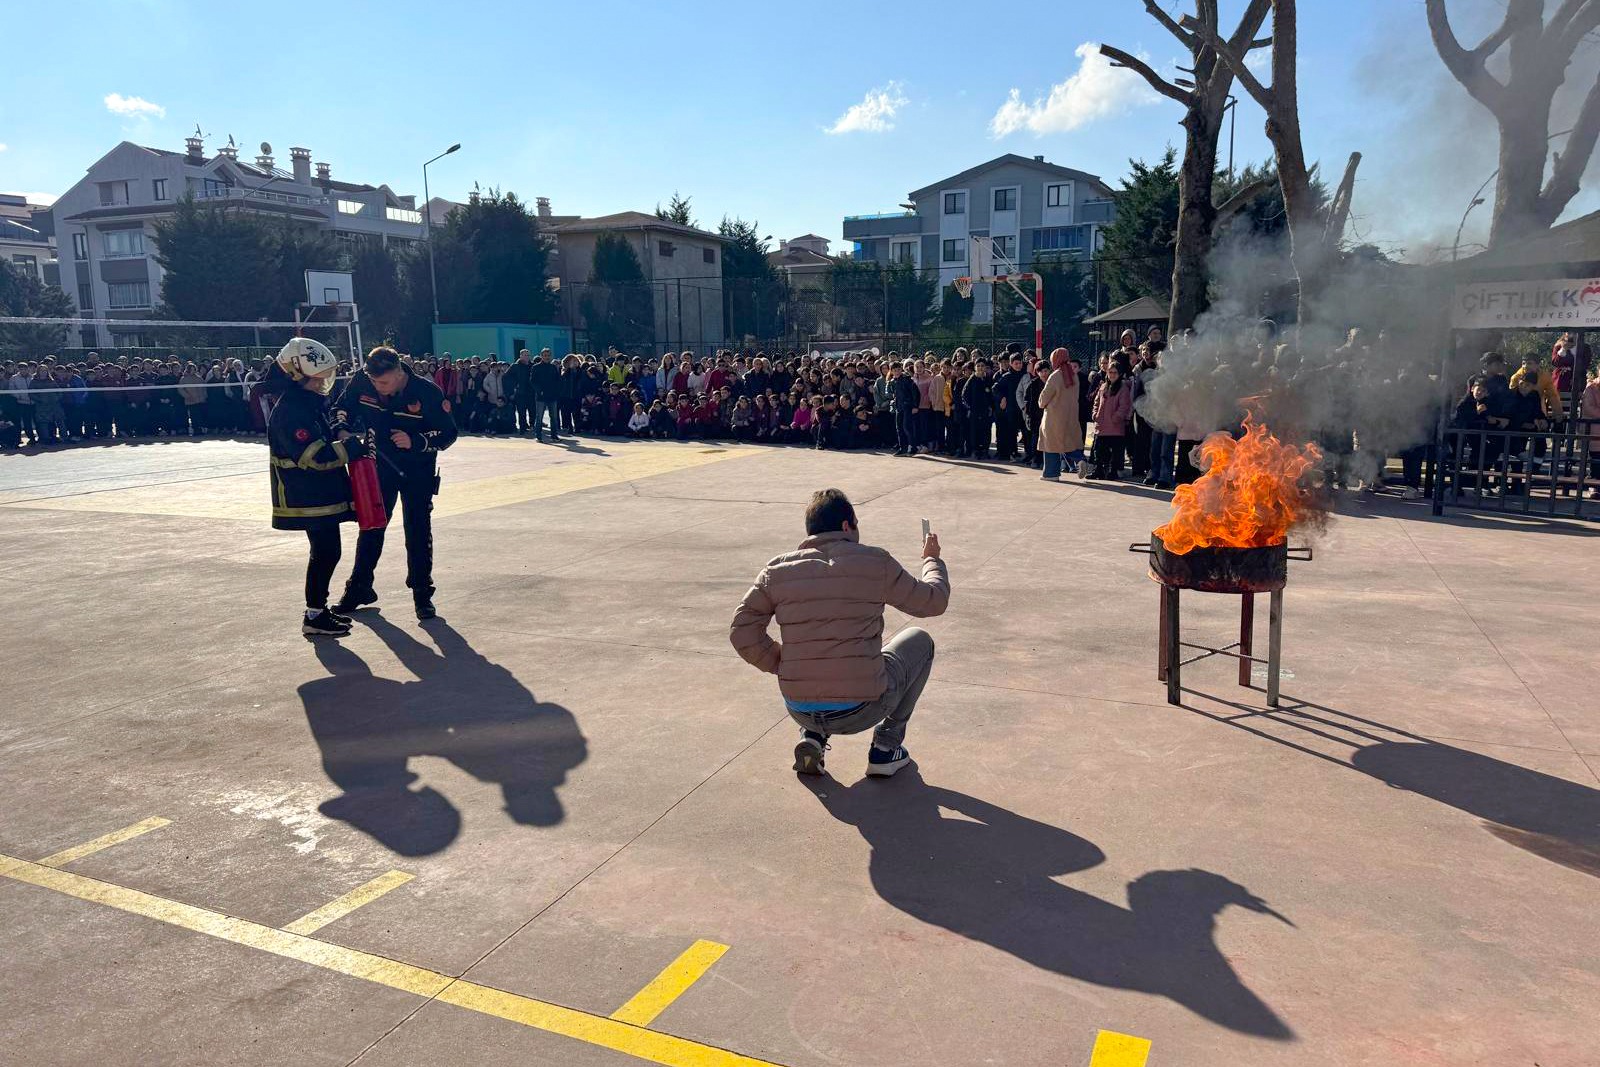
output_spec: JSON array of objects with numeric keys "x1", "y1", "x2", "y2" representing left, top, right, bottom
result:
[{"x1": 1453, "y1": 277, "x2": 1600, "y2": 329}]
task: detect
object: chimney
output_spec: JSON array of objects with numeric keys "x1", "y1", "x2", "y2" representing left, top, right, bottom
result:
[
  {"x1": 315, "y1": 161, "x2": 331, "y2": 183},
  {"x1": 536, "y1": 196, "x2": 551, "y2": 219},
  {"x1": 217, "y1": 141, "x2": 238, "y2": 161},
  {"x1": 256, "y1": 149, "x2": 274, "y2": 170},
  {"x1": 1033, "y1": 154, "x2": 1045, "y2": 162},
  {"x1": 780, "y1": 239, "x2": 789, "y2": 251},
  {"x1": 290, "y1": 147, "x2": 312, "y2": 184},
  {"x1": 185, "y1": 134, "x2": 204, "y2": 162},
  {"x1": 468, "y1": 189, "x2": 480, "y2": 205}
]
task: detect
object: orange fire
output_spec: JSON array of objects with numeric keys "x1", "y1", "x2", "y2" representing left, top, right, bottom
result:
[{"x1": 1154, "y1": 416, "x2": 1323, "y2": 554}]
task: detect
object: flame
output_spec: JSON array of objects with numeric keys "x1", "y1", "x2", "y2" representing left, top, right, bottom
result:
[{"x1": 1154, "y1": 415, "x2": 1322, "y2": 554}]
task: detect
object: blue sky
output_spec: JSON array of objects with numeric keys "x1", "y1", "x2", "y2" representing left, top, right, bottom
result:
[{"x1": 4, "y1": 0, "x2": 1595, "y2": 261}]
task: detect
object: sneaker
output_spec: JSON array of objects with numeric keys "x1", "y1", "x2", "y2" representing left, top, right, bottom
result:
[
  {"x1": 1076, "y1": 459, "x2": 1092, "y2": 478},
  {"x1": 327, "y1": 607, "x2": 353, "y2": 626},
  {"x1": 414, "y1": 596, "x2": 437, "y2": 621},
  {"x1": 1142, "y1": 476, "x2": 1159, "y2": 486},
  {"x1": 1402, "y1": 486, "x2": 1424, "y2": 500},
  {"x1": 793, "y1": 732, "x2": 828, "y2": 775},
  {"x1": 866, "y1": 745, "x2": 912, "y2": 778},
  {"x1": 333, "y1": 586, "x2": 378, "y2": 615},
  {"x1": 302, "y1": 609, "x2": 352, "y2": 637}
]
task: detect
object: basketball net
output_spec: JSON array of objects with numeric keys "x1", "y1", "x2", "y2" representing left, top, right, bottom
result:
[{"x1": 953, "y1": 277, "x2": 974, "y2": 299}]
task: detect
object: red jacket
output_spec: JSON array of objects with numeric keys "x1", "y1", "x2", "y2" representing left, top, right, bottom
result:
[
  {"x1": 1093, "y1": 382, "x2": 1134, "y2": 436},
  {"x1": 433, "y1": 365, "x2": 459, "y2": 397}
]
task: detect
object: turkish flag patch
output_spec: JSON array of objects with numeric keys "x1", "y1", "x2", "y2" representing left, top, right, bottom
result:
[
  {"x1": 441, "y1": 399, "x2": 451, "y2": 413},
  {"x1": 294, "y1": 428, "x2": 311, "y2": 442},
  {"x1": 407, "y1": 401, "x2": 422, "y2": 413}
]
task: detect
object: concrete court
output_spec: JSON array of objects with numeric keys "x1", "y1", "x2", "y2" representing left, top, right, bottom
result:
[{"x1": 0, "y1": 434, "x2": 1596, "y2": 1067}]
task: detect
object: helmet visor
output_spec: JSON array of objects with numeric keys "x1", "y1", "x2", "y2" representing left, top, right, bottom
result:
[{"x1": 312, "y1": 369, "x2": 337, "y2": 395}]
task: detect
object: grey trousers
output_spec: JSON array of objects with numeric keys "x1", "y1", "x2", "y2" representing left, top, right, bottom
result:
[{"x1": 787, "y1": 627, "x2": 935, "y2": 750}]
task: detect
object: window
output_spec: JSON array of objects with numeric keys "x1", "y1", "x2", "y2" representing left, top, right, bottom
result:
[
  {"x1": 703, "y1": 247, "x2": 716, "y2": 264},
  {"x1": 942, "y1": 239, "x2": 965, "y2": 263},
  {"x1": 1035, "y1": 226, "x2": 1085, "y2": 252},
  {"x1": 13, "y1": 254, "x2": 37, "y2": 275},
  {"x1": 993, "y1": 188, "x2": 1017, "y2": 212},
  {"x1": 891, "y1": 240, "x2": 916, "y2": 264},
  {"x1": 203, "y1": 179, "x2": 228, "y2": 198},
  {"x1": 385, "y1": 206, "x2": 422, "y2": 224},
  {"x1": 152, "y1": 178, "x2": 168, "y2": 201},
  {"x1": 1046, "y1": 183, "x2": 1070, "y2": 208},
  {"x1": 102, "y1": 230, "x2": 145, "y2": 257},
  {"x1": 72, "y1": 233, "x2": 89, "y2": 261},
  {"x1": 77, "y1": 282, "x2": 93, "y2": 309},
  {"x1": 97, "y1": 181, "x2": 130, "y2": 206},
  {"x1": 106, "y1": 281, "x2": 151, "y2": 309},
  {"x1": 658, "y1": 240, "x2": 675, "y2": 257},
  {"x1": 337, "y1": 199, "x2": 365, "y2": 215},
  {"x1": 943, "y1": 192, "x2": 966, "y2": 214},
  {"x1": 992, "y1": 235, "x2": 1016, "y2": 258}
]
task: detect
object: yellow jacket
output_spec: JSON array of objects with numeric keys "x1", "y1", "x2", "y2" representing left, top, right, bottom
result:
[{"x1": 1509, "y1": 367, "x2": 1563, "y2": 417}]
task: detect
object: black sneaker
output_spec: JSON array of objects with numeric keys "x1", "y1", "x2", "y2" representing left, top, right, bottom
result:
[
  {"x1": 333, "y1": 586, "x2": 378, "y2": 614},
  {"x1": 414, "y1": 596, "x2": 437, "y2": 621},
  {"x1": 327, "y1": 607, "x2": 353, "y2": 626},
  {"x1": 866, "y1": 745, "x2": 912, "y2": 778},
  {"x1": 793, "y1": 731, "x2": 828, "y2": 775},
  {"x1": 303, "y1": 609, "x2": 353, "y2": 637}
]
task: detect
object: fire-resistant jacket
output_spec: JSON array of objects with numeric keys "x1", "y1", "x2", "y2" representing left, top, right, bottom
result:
[
  {"x1": 267, "y1": 385, "x2": 369, "y2": 530},
  {"x1": 729, "y1": 530, "x2": 950, "y2": 703},
  {"x1": 332, "y1": 366, "x2": 457, "y2": 485}
]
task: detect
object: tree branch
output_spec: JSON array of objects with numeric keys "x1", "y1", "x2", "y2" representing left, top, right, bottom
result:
[
  {"x1": 1541, "y1": 66, "x2": 1600, "y2": 216},
  {"x1": 1142, "y1": 0, "x2": 1196, "y2": 49},
  {"x1": 1229, "y1": 0, "x2": 1274, "y2": 51},
  {"x1": 1215, "y1": 177, "x2": 1275, "y2": 221},
  {"x1": 1322, "y1": 151, "x2": 1363, "y2": 252},
  {"x1": 1555, "y1": 0, "x2": 1600, "y2": 56},
  {"x1": 1098, "y1": 44, "x2": 1194, "y2": 106},
  {"x1": 1424, "y1": 0, "x2": 1509, "y2": 112},
  {"x1": 1181, "y1": 13, "x2": 1272, "y2": 110}
]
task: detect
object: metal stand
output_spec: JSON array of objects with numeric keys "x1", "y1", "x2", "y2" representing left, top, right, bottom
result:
[{"x1": 1156, "y1": 586, "x2": 1285, "y2": 707}]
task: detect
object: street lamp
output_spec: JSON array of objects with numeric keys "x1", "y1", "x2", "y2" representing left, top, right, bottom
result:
[{"x1": 422, "y1": 143, "x2": 461, "y2": 324}]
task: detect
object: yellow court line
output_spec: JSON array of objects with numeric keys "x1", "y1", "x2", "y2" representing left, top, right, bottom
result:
[
  {"x1": 1089, "y1": 1029, "x2": 1152, "y2": 1067},
  {"x1": 36, "y1": 817, "x2": 171, "y2": 868},
  {"x1": 610, "y1": 939, "x2": 731, "y2": 1027},
  {"x1": 283, "y1": 870, "x2": 415, "y2": 936},
  {"x1": 0, "y1": 852, "x2": 784, "y2": 1067}
]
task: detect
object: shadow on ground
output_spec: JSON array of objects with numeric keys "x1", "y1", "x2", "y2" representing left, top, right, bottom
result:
[
  {"x1": 299, "y1": 615, "x2": 587, "y2": 856},
  {"x1": 805, "y1": 768, "x2": 1294, "y2": 1040},
  {"x1": 1180, "y1": 693, "x2": 1600, "y2": 879}
]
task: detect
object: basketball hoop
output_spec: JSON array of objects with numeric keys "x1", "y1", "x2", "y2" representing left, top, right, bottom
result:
[{"x1": 953, "y1": 276, "x2": 974, "y2": 299}]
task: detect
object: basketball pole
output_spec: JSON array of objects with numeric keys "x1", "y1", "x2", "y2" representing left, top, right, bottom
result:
[{"x1": 964, "y1": 234, "x2": 1044, "y2": 355}]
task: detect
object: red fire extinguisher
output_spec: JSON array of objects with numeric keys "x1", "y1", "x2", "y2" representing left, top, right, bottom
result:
[{"x1": 349, "y1": 453, "x2": 388, "y2": 531}]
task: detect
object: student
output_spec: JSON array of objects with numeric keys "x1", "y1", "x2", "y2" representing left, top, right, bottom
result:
[
  {"x1": 791, "y1": 395, "x2": 815, "y2": 440},
  {"x1": 648, "y1": 399, "x2": 674, "y2": 438},
  {"x1": 674, "y1": 394, "x2": 695, "y2": 439},
  {"x1": 730, "y1": 396, "x2": 754, "y2": 441},
  {"x1": 1037, "y1": 349, "x2": 1085, "y2": 481},
  {"x1": 264, "y1": 339, "x2": 370, "y2": 637},
  {"x1": 1091, "y1": 360, "x2": 1134, "y2": 479},
  {"x1": 751, "y1": 393, "x2": 771, "y2": 441},
  {"x1": 627, "y1": 402, "x2": 650, "y2": 437},
  {"x1": 890, "y1": 362, "x2": 919, "y2": 456},
  {"x1": 1581, "y1": 364, "x2": 1600, "y2": 498},
  {"x1": 729, "y1": 488, "x2": 950, "y2": 778},
  {"x1": 962, "y1": 358, "x2": 995, "y2": 459}
]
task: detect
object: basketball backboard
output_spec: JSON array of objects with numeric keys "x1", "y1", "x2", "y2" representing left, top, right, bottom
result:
[{"x1": 305, "y1": 269, "x2": 354, "y2": 307}]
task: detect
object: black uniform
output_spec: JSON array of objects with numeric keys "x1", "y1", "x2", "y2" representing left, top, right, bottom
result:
[
  {"x1": 331, "y1": 366, "x2": 458, "y2": 606},
  {"x1": 268, "y1": 384, "x2": 369, "y2": 609}
]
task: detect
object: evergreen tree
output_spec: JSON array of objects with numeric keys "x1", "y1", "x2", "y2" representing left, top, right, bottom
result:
[
  {"x1": 938, "y1": 283, "x2": 975, "y2": 330},
  {"x1": 439, "y1": 191, "x2": 556, "y2": 324},
  {"x1": 1097, "y1": 149, "x2": 1181, "y2": 308},
  {"x1": 153, "y1": 198, "x2": 282, "y2": 323},
  {"x1": 582, "y1": 231, "x2": 655, "y2": 352},
  {"x1": 717, "y1": 217, "x2": 783, "y2": 339},
  {"x1": 0, "y1": 259, "x2": 73, "y2": 354},
  {"x1": 883, "y1": 262, "x2": 936, "y2": 333},
  {"x1": 655, "y1": 193, "x2": 696, "y2": 227}
]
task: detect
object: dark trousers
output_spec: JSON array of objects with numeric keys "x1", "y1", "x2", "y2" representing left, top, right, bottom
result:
[
  {"x1": 1176, "y1": 438, "x2": 1203, "y2": 484},
  {"x1": 514, "y1": 395, "x2": 534, "y2": 432},
  {"x1": 1021, "y1": 420, "x2": 1039, "y2": 462},
  {"x1": 346, "y1": 475, "x2": 436, "y2": 599},
  {"x1": 969, "y1": 414, "x2": 992, "y2": 457},
  {"x1": 305, "y1": 525, "x2": 343, "y2": 610},
  {"x1": 1128, "y1": 418, "x2": 1153, "y2": 477},
  {"x1": 1148, "y1": 430, "x2": 1177, "y2": 485},
  {"x1": 894, "y1": 410, "x2": 915, "y2": 452},
  {"x1": 559, "y1": 398, "x2": 578, "y2": 434},
  {"x1": 994, "y1": 411, "x2": 1019, "y2": 458},
  {"x1": 1093, "y1": 434, "x2": 1126, "y2": 477}
]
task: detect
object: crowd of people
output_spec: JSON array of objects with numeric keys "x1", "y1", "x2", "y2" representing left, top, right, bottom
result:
[{"x1": 7, "y1": 330, "x2": 1597, "y2": 499}]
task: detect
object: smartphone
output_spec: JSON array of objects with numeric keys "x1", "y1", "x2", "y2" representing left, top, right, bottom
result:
[{"x1": 921, "y1": 518, "x2": 931, "y2": 540}]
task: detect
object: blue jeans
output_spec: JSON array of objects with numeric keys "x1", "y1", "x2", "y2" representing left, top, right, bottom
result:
[
  {"x1": 1149, "y1": 431, "x2": 1177, "y2": 485},
  {"x1": 786, "y1": 628, "x2": 934, "y2": 751},
  {"x1": 1042, "y1": 449, "x2": 1085, "y2": 479},
  {"x1": 532, "y1": 399, "x2": 559, "y2": 438}
]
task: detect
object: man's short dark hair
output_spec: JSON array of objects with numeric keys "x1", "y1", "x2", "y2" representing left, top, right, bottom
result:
[
  {"x1": 366, "y1": 346, "x2": 402, "y2": 375},
  {"x1": 805, "y1": 488, "x2": 857, "y2": 535}
]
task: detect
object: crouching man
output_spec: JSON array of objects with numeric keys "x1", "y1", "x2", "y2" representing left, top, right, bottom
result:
[{"x1": 730, "y1": 488, "x2": 950, "y2": 778}]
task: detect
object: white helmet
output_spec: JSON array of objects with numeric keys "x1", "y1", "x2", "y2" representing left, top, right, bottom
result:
[{"x1": 276, "y1": 338, "x2": 340, "y2": 394}]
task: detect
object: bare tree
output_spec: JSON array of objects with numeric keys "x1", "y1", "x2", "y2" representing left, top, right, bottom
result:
[
  {"x1": 1426, "y1": 0, "x2": 1600, "y2": 247},
  {"x1": 1100, "y1": 1, "x2": 1273, "y2": 334},
  {"x1": 1183, "y1": 0, "x2": 1362, "y2": 321}
]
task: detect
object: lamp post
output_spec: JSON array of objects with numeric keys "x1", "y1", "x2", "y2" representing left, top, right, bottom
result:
[{"x1": 422, "y1": 143, "x2": 461, "y2": 324}]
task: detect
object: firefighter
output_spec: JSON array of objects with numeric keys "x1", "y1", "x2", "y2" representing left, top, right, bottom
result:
[
  {"x1": 331, "y1": 346, "x2": 458, "y2": 620},
  {"x1": 266, "y1": 338, "x2": 371, "y2": 637}
]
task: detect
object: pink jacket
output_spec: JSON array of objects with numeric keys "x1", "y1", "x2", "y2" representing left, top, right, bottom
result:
[
  {"x1": 730, "y1": 530, "x2": 950, "y2": 702},
  {"x1": 1581, "y1": 379, "x2": 1600, "y2": 441},
  {"x1": 1093, "y1": 382, "x2": 1134, "y2": 436}
]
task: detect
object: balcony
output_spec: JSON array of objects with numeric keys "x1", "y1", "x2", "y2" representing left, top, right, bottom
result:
[{"x1": 843, "y1": 212, "x2": 923, "y2": 240}]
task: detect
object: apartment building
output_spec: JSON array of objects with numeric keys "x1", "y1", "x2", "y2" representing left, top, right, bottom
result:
[
  {"x1": 51, "y1": 134, "x2": 427, "y2": 347},
  {"x1": 0, "y1": 194, "x2": 58, "y2": 286},
  {"x1": 843, "y1": 153, "x2": 1115, "y2": 321}
]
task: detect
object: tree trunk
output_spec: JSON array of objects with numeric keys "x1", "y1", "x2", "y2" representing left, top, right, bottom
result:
[
  {"x1": 1169, "y1": 103, "x2": 1224, "y2": 334},
  {"x1": 1491, "y1": 89, "x2": 1557, "y2": 246}
]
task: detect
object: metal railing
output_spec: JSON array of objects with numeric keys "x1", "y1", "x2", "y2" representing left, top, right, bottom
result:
[{"x1": 1434, "y1": 421, "x2": 1598, "y2": 519}]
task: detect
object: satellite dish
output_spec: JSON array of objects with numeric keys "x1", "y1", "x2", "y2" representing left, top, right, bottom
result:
[{"x1": 260, "y1": 141, "x2": 273, "y2": 155}]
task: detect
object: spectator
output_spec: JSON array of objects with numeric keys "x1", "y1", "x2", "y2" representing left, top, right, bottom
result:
[
  {"x1": 529, "y1": 348, "x2": 562, "y2": 442},
  {"x1": 1090, "y1": 360, "x2": 1134, "y2": 480},
  {"x1": 1037, "y1": 348, "x2": 1086, "y2": 481}
]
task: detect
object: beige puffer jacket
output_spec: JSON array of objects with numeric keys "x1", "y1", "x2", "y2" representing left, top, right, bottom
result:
[{"x1": 730, "y1": 530, "x2": 950, "y2": 702}]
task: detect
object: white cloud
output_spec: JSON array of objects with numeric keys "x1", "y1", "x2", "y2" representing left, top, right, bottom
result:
[
  {"x1": 0, "y1": 143, "x2": 7, "y2": 152},
  {"x1": 826, "y1": 82, "x2": 909, "y2": 135},
  {"x1": 990, "y1": 43, "x2": 1159, "y2": 137},
  {"x1": 1246, "y1": 49, "x2": 1270, "y2": 74},
  {"x1": 104, "y1": 93, "x2": 165, "y2": 119}
]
